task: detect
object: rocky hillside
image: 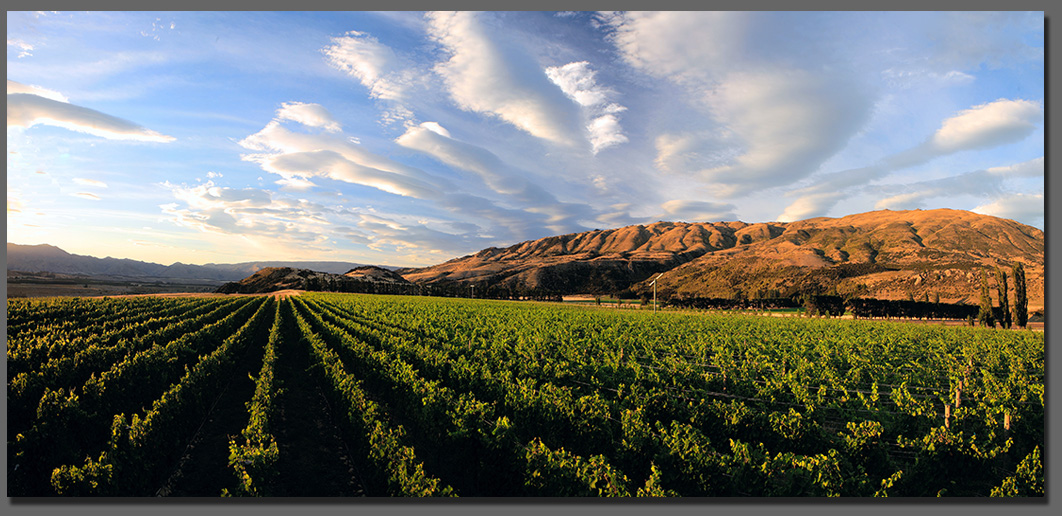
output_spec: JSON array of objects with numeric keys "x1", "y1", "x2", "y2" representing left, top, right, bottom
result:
[
  {"x1": 399, "y1": 220, "x2": 770, "y2": 294},
  {"x1": 216, "y1": 266, "x2": 410, "y2": 294},
  {"x1": 400, "y1": 209, "x2": 1044, "y2": 309}
]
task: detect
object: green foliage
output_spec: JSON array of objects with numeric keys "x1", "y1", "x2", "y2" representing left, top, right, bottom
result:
[
  {"x1": 1011, "y1": 263, "x2": 1028, "y2": 328},
  {"x1": 995, "y1": 268, "x2": 1012, "y2": 329},
  {"x1": 978, "y1": 270, "x2": 996, "y2": 328},
  {"x1": 11, "y1": 292, "x2": 1044, "y2": 497},
  {"x1": 991, "y1": 446, "x2": 1043, "y2": 497}
]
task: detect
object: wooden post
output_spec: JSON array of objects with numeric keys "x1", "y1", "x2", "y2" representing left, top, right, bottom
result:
[
  {"x1": 1004, "y1": 413, "x2": 1011, "y2": 432},
  {"x1": 944, "y1": 404, "x2": 951, "y2": 428},
  {"x1": 954, "y1": 380, "x2": 962, "y2": 407}
]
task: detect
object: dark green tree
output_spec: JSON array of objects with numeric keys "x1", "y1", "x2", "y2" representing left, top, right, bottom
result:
[
  {"x1": 978, "y1": 270, "x2": 995, "y2": 328},
  {"x1": 1012, "y1": 263, "x2": 1028, "y2": 328},
  {"x1": 996, "y1": 267, "x2": 1012, "y2": 329}
]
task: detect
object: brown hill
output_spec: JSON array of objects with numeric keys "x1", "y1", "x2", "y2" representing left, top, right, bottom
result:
[
  {"x1": 399, "y1": 220, "x2": 767, "y2": 294},
  {"x1": 401, "y1": 209, "x2": 1044, "y2": 309},
  {"x1": 343, "y1": 265, "x2": 408, "y2": 283},
  {"x1": 216, "y1": 266, "x2": 410, "y2": 294}
]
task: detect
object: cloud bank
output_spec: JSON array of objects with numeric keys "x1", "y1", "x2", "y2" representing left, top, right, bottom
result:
[{"x1": 7, "y1": 81, "x2": 175, "y2": 142}]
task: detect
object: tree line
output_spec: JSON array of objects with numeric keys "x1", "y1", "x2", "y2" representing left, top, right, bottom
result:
[{"x1": 663, "y1": 263, "x2": 1030, "y2": 328}]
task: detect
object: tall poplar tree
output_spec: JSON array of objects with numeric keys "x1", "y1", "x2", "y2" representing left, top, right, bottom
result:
[
  {"x1": 996, "y1": 267, "x2": 1011, "y2": 329},
  {"x1": 1012, "y1": 263, "x2": 1028, "y2": 328},
  {"x1": 978, "y1": 269, "x2": 996, "y2": 328}
]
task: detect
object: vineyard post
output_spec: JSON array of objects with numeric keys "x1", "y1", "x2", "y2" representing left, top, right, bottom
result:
[
  {"x1": 955, "y1": 380, "x2": 962, "y2": 407},
  {"x1": 944, "y1": 404, "x2": 950, "y2": 429},
  {"x1": 649, "y1": 273, "x2": 663, "y2": 312}
]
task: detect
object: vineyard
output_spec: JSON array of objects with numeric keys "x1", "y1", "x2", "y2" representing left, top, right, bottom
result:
[{"x1": 6, "y1": 292, "x2": 1044, "y2": 497}]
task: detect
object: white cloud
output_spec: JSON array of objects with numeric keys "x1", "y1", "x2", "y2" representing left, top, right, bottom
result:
[
  {"x1": 660, "y1": 199, "x2": 736, "y2": 222},
  {"x1": 929, "y1": 98, "x2": 1042, "y2": 154},
  {"x1": 781, "y1": 99, "x2": 1044, "y2": 220},
  {"x1": 259, "y1": 149, "x2": 441, "y2": 199},
  {"x1": 603, "y1": 13, "x2": 874, "y2": 198},
  {"x1": 602, "y1": 11, "x2": 749, "y2": 86},
  {"x1": 7, "y1": 80, "x2": 67, "y2": 102},
  {"x1": 545, "y1": 61, "x2": 628, "y2": 153},
  {"x1": 427, "y1": 11, "x2": 583, "y2": 146},
  {"x1": 545, "y1": 61, "x2": 614, "y2": 109},
  {"x1": 586, "y1": 114, "x2": 628, "y2": 154},
  {"x1": 323, "y1": 31, "x2": 419, "y2": 102},
  {"x1": 870, "y1": 156, "x2": 1044, "y2": 212},
  {"x1": 239, "y1": 114, "x2": 449, "y2": 198},
  {"x1": 697, "y1": 68, "x2": 873, "y2": 198},
  {"x1": 972, "y1": 193, "x2": 1043, "y2": 225},
  {"x1": 776, "y1": 192, "x2": 844, "y2": 223},
  {"x1": 72, "y1": 192, "x2": 101, "y2": 201},
  {"x1": 987, "y1": 156, "x2": 1044, "y2": 177},
  {"x1": 275, "y1": 175, "x2": 316, "y2": 190},
  {"x1": 874, "y1": 192, "x2": 932, "y2": 211},
  {"x1": 7, "y1": 82, "x2": 175, "y2": 142},
  {"x1": 276, "y1": 101, "x2": 342, "y2": 132},
  {"x1": 8, "y1": 38, "x2": 34, "y2": 58},
  {"x1": 396, "y1": 122, "x2": 561, "y2": 205},
  {"x1": 396, "y1": 121, "x2": 599, "y2": 238},
  {"x1": 419, "y1": 121, "x2": 450, "y2": 138},
  {"x1": 162, "y1": 181, "x2": 337, "y2": 242},
  {"x1": 73, "y1": 178, "x2": 108, "y2": 188}
]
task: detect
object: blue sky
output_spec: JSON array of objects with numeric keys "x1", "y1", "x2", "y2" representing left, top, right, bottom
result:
[{"x1": 6, "y1": 11, "x2": 1045, "y2": 267}]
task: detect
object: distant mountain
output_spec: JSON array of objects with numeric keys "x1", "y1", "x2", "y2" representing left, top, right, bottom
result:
[
  {"x1": 5, "y1": 243, "x2": 386, "y2": 282},
  {"x1": 343, "y1": 265, "x2": 409, "y2": 283},
  {"x1": 215, "y1": 266, "x2": 410, "y2": 294},
  {"x1": 399, "y1": 209, "x2": 1044, "y2": 309}
]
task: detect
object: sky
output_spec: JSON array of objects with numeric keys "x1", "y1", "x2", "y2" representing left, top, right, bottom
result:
[{"x1": 6, "y1": 11, "x2": 1045, "y2": 267}]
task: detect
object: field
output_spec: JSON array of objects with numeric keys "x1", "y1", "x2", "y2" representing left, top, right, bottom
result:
[{"x1": 6, "y1": 292, "x2": 1044, "y2": 497}]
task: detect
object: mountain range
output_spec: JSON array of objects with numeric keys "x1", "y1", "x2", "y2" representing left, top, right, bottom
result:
[
  {"x1": 399, "y1": 209, "x2": 1044, "y2": 309},
  {"x1": 5, "y1": 243, "x2": 383, "y2": 282},
  {"x1": 6, "y1": 209, "x2": 1045, "y2": 309}
]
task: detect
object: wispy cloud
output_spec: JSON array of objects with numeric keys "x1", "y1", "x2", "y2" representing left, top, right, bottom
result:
[
  {"x1": 659, "y1": 199, "x2": 737, "y2": 223},
  {"x1": 73, "y1": 178, "x2": 108, "y2": 188},
  {"x1": 162, "y1": 181, "x2": 333, "y2": 239},
  {"x1": 239, "y1": 106, "x2": 450, "y2": 198},
  {"x1": 7, "y1": 80, "x2": 66, "y2": 101},
  {"x1": 396, "y1": 121, "x2": 597, "y2": 238},
  {"x1": 973, "y1": 192, "x2": 1043, "y2": 224},
  {"x1": 427, "y1": 11, "x2": 583, "y2": 146},
  {"x1": 73, "y1": 192, "x2": 101, "y2": 201},
  {"x1": 323, "y1": 30, "x2": 421, "y2": 102},
  {"x1": 7, "y1": 81, "x2": 175, "y2": 142},
  {"x1": 779, "y1": 98, "x2": 1044, "y2": 220},
  {"x1": 545, "y1": 61, "x2": 628, "y2": 153},
  {"x1": 8, "y1": 38, "x2": 34, "y2": 58},
  {"x1": 699, "y1": 69, "x2": 873, "y2": 198},
  {"x1": 601, "y1": 12, "x2": 875, "y2": 198},
  {"x1": 396, "y1": 121, "x2": 557, "y2": 204},
  {"x1": 276, "y1": 101, "x2": 342, "y2": 132},
  {"x1": 872, "y1": 156, "x2": 1044, "y2": 211}
]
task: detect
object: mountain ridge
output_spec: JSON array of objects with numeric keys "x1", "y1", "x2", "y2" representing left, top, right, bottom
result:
[
  {"x1": 5, "y1": 243, "x2": 391, "y2": 282},
  {"x1": 8, "y1": 209, "x2": 1045, "y2": 309},
  {"x1": 400, "y1": 209, "x2": 1044, "y2": 308}
]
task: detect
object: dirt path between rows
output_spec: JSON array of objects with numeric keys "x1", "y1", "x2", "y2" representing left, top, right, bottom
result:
[
  {"x1": 157, "y1": 324, "x2": 267, "y2": 496},
  {"x1": 269, "y1": 313, "x2": 366, "y2": 497},
  {"x1": 156, "y1": 297, "x2": 362, "y2": 497}
]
